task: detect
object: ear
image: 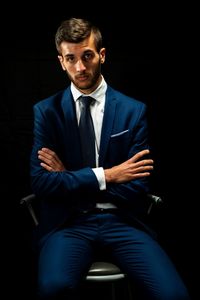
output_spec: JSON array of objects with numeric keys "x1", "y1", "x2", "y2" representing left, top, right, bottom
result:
[
  {"x1": 99, "y1": 48, "x2": 106, "y2": 64},
  {"x1": 58, "y1": 55, "x2": 66, "y2": 71}
]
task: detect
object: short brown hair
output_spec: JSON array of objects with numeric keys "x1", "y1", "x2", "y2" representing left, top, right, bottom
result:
[{"x1": 55, "y1": 18, "x2": 103, "y2": 54}]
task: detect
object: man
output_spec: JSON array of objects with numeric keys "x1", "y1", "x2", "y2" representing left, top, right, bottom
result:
[{"x1": 30, "y1": 17, "x2": 190, "y2": 299}]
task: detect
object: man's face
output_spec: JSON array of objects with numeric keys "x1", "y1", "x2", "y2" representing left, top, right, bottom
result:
[{"x1": 58, "y1": 33, "x2": 105, "y2": 94}]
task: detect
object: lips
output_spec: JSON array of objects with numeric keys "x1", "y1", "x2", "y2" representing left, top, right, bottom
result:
[{"x1": 76, "y1": 74, "x2": 89, "y2": 81}]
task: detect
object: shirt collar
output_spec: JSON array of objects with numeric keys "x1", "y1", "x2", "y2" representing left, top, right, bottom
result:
[{"x1": 71, "y1": 75, "x2": 107, "y2": 103}]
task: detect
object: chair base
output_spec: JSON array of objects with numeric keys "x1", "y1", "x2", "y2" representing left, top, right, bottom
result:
[{"x1": 85, "y1": 262, "x2": 134, "y2": 300}]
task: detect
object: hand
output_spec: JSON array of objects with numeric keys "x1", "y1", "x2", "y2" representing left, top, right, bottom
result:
[
  {"x1": 38, "y1": 148, "x2": 66, "y2": 172},
  {"x1": 104, "y1": 149, "x2": 153, "y2": 183}
]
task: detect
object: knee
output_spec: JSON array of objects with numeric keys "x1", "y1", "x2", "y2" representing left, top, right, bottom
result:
[{"x1": 158, "y1": 285, "x2": 191, "y2": 300}]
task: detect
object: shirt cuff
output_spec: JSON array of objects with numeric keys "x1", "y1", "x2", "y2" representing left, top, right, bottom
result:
[{"x1": 92, "y1": 167, "x2": 106, "y2": 190}]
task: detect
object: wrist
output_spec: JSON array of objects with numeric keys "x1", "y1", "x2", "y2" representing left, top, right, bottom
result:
[{"x1": 104, "y1": 168, "x2": 113, "y2": 183}]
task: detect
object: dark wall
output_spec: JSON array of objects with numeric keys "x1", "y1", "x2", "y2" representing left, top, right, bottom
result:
[{"x1": 2, "y1": 5, "x2": 197, "y2": 299}]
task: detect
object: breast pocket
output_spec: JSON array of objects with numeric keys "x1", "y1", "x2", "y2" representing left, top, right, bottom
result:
[{"x1": 108, "y1": 129, "x2": 131, "y2": 164}]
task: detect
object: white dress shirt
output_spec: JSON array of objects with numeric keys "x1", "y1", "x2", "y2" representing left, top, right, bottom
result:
[{"x1": 71, "y1": 76, "x2": 117, "y2": 209}]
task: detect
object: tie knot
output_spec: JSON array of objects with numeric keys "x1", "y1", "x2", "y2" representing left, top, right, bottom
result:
[{"x1": 80, "y1": 96, "x2": 94, "y2": 109}]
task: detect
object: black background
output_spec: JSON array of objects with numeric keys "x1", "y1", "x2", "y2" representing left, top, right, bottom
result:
[{"x1": 1, "y1": 3, "x2": 197, "y2": 299}]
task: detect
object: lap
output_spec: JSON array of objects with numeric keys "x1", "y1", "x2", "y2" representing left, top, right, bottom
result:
[{"x1": 37, "y1": 213, "x2": 190, "y2": 299}]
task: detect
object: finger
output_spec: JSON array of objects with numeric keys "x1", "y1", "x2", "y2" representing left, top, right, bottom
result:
[
  {"x1": 38, "y1": 150, "x2": 59, "y2": 164},
  {"x1": 41, "y1": 147, "x2": 54, "y2": 154},
  {"x1": 39, "y1": 148, "x2": 56, "y2": 158},
  {"x1": 38, "y1": 151, "x2": 51, "y2": 161},
  {"x1": 40, "y1": 162, "x2": 54, "y2": 172},
  {"x1": 129, "y1": 149, "x2": 150, "y2": 163},
  {"x1": 38, "y1": 148, "x2": 65, "y2": 171},
  {"x1": 132, "y1": 165, "x2": 154, "y2": 173},
  {"x1": 38, "y1": 151, "x2": 52, "y2": 161},
  {"x1": 38, "y1": 153, "x2": 58, "y2": 168},
  {"x1": 133, "y1": 159, "x2": 154, "y2": 168},
  {"x1": 132, "y1": 172, "x2": 151, "y2": 179},
  {"x1": 40, "y1": 148, "x2": 61, "y2": 163}
]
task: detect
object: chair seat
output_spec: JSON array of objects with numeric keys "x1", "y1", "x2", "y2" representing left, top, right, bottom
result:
[{"x1": 86, "y1": 262, "x2": 126, "y2": 282}]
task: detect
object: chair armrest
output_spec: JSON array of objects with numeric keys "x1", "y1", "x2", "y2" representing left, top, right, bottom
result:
[
  {"x1": 20, "y1": 193, "x2": 39, "y2": 226},
  {"x1": 147, "y1": 194, "x2": 163, "y2": 214},
  {"x1": 20, "y1": 193, "x2": 163, "y2": 225}
]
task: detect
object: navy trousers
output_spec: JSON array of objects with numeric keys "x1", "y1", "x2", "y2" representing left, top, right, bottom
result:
[{"x1": 37, "y1": 212, "x2": 190, "y2": 299}]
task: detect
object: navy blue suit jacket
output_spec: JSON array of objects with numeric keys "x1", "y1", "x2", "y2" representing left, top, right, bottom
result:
[{"x1": 30, "y1": 85, "x2": 153, "y2": 239}]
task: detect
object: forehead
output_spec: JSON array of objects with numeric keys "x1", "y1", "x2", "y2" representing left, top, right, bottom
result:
[{"x1": 60, "y1": 33, "x2": 97, "y2": 57}]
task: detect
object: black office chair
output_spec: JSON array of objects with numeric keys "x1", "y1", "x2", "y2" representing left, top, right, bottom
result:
[{"x1": 20, "y1": 193, "x2": 162, "y2": 300}]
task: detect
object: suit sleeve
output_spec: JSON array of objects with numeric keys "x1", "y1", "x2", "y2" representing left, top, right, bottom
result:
[
  {"x1": 30, "y1": 104, "x2": 99, "y2": 197},
  {"x1": 104, "y1": 102, "x2": 152, "y2": 207}
]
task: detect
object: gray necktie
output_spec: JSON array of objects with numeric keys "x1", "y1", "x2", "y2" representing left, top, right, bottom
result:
[{"x1": 79, "y1": 96, "x2": 96, "y2": 167}]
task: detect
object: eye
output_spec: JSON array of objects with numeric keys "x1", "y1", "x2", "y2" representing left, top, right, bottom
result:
[
  {"x1": 82, "y1": 52, "x2": 94, "y2": 62},
  {"x1": 66, "y1": 56, "x2": 75, "y2": 63}
]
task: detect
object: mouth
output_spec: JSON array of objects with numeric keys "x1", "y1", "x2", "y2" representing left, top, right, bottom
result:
[{"x1": 76, "y1": 74, "x2": 89, "y2": 81}]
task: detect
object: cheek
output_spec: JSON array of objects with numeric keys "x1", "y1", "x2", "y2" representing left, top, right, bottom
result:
[{"x1": 62, "y1": 63, "x2": 74, "y2": 75}]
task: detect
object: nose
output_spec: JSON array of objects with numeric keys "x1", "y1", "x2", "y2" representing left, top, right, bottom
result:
[{"x1": 75, "y1": 59, "x2": 86, "y2": 72}]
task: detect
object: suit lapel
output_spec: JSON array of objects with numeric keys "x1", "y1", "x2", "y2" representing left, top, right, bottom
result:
[
  {"x1": 99, "y1": 88, "x2": 117, "y2": 166},
  {"x1": 61, "y1": 89, "x2": 82, "y2": 169},
  {"x1": 60, "y1": 87, "x2": 118, "y2": 169}
]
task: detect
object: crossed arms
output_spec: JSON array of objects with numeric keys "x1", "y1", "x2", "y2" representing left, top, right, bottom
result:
[{"x1": 38, "y1": 147, "x2": 154, "y2": 184}]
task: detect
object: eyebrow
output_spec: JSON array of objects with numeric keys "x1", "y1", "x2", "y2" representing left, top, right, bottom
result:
[{"x1": 64, "y1": 49, "x2": 94, "y2": 58}]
